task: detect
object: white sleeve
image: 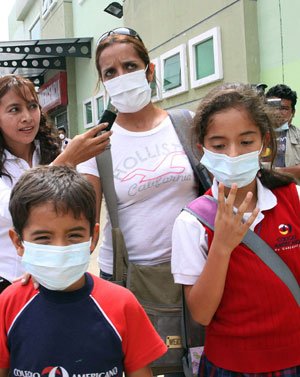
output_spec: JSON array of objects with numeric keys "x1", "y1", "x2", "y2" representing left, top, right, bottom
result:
[
  {"x1": 297, "y1": 185, "x2": 300, "y2": 200},
  {"x1": 76, "y1": 157, "x2": 99, "y2": 178},
  {"x1": 0, "y1": 178, "x2": 12, "y2": 221},
  {"x1": 171, "y1": 210, "x2": 208, "y2": 286}
]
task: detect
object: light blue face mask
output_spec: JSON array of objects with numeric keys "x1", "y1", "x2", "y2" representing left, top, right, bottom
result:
[
  {"x1": 22, "y1": 240, "x2": 91, "y2": 291},
  {"x1": 200, "y1": 146, "x2": 262, "y2": 188},
  {"x1": 275, "y1": 121, "x2": 289, "y2": 132}
]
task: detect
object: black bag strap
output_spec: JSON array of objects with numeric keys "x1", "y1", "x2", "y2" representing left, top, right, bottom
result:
[
  {"x1": 168, "y1": 109, "x2": 212, "y2": 194},
  {"x1": 181, "y1": 285, "x2": 205, "y2": 377},
  {"x1": 183, "y1": 195, "x2": 300, "y2": 307},
  {"x1": 95, "y1": 145, "x2": 129, "y2": 281},
  {"x1": 95, "y1": 144, "x2": 118, "y2": 228}
]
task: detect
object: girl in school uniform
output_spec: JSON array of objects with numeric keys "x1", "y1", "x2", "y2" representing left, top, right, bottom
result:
[{"x1": 172, "y1": 83, "x2": 300, "y2": 376}]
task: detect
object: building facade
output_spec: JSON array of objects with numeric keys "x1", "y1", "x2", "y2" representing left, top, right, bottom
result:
[
  {"x1": 123, "y1": 0, "x2": 260, "y2": 112},
  {"x1": 6, "y1": 0, "x2": 299, "y2": 135}
]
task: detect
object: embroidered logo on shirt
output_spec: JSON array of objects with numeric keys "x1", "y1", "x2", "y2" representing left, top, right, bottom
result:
[
  {"x1": 278, "y1": 224, "x2": 292, "y2": 235},
  {"x1": 42, "y1": 367, "x2": 68, "y2": 377},
  {"x1": 274, "y1": 223, "x2": 300, "y2": 252}
]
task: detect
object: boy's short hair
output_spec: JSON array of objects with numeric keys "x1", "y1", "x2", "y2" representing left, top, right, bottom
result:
[
  {"x1": 9, "y1": 166, "x2": 96, "y2": 238},
  {"x1": 266, "y1": 84, "x2": 298, "y2": 110},
  {"x1": 58, "y1": 126, "x2": 67, "y2": 134}
]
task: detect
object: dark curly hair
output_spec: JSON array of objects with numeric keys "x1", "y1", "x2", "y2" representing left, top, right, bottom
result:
[
  {"x1": 193, "y1": 82, "x2": 295, "y2": 189},
  {"x1": 266, "y1": 84, "x2": 297, "y2": 111},
  {"x1": 0, "y1": 75, "x2": 60, "y2": 180}
]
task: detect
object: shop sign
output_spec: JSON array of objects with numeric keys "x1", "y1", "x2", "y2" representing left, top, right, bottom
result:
[{"x1": 38, "y1": 72, "x2": 68, "y2": 113}]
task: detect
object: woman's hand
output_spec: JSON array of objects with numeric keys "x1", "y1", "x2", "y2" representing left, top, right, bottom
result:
[
  {"x1": 52, "y1": 123, "x2": 112, "y2": 167},
  {"x1": 14, "y1": 273, "x2": 39, "y2": 290},
  {"x1": 212, "y1": 183, "x2": 260, "y2": 256}
]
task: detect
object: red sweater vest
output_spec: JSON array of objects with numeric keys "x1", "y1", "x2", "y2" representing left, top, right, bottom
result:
[{"x1": 203, "y1": 183, "x2": 300, "y2": 372}]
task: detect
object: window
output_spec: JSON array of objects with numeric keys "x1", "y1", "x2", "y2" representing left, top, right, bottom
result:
[
  {"x1": 160, "y1": 44, "x2": 188, "y2": 99},
  {"x1": 29, "y1": 16, "x2": 40, "y2": 40},
  {"x1": 84, "y1": 93, "x2": 108, "y2": 128},
  {"x1": 150, "y1": 58, "x2": 162, "y2": 103},
  {"x1": 93, "y1": 92, "x2": 106, "y2": 124},
  {"x1": 55, "y1": 111, "x2": 68, "y2": 133},
  {"x1": 83, "y1": 98, "x2": 94, "y2": 129},
  {"x1": 188, "y1": 27, "x2": 223, "y2": 89}
]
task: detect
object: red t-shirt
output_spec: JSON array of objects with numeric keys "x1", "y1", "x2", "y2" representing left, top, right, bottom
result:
[{"x1": 0, "y1": 273, "x2": 167, "y2": 373}]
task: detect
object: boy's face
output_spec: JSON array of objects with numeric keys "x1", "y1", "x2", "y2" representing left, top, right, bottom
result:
[{"x1": 9, "y1": 202, "x2": 99, "y2": 288}]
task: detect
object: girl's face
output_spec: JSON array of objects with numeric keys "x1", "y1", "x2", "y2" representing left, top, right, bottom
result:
[
  {"x1": 202, "y1": 107, "x2": 267, "y2": 157},
  {"x1": 0, "y1": 87, "x2": 40, "y2": 152},
  {"x1": 99, "y1": 42, "x2": 148, "y2": 82}
]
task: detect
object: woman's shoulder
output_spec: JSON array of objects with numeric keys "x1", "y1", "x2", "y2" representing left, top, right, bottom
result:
[{"x1": 76, "y1": 157, "x2": 99, "y2": 178}]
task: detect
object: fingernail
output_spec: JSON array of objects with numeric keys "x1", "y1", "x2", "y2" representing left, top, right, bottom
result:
[
  {"x1": 33, "y1": 282, "x2": 39, "y2": 289},
  {"x1": 21, "y1": 278, "x2": 26, "y2": 283}
]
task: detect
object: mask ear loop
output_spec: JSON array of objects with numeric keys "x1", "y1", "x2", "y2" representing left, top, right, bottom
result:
[{"x1": 287, "y1": 112, "x2": 294, "y2": 125}]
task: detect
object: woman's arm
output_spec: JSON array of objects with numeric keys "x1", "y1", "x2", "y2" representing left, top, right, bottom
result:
[
  {"x1": 0, "y1": 369, "x2": 9, "y2": 377},
  {"x1": 185, "y1": 183, "x2": 259, "y2": 325},
  {"x1": 126, "y1": 365, "x2": 153, "y2": 377},
  {"x1": 52, "y1": 124, "x2": 112, "y2": 168}
]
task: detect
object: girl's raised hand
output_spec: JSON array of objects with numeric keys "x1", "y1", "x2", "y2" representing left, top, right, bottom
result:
[{"x1": 212, "y1": 183, "x2": 260, "y2": 256}]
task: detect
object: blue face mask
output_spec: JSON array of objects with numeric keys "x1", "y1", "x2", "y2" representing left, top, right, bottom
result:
[
  {"x1": 22, "y1": 240, "x2": 91, "y2": 291},
  {"x1": 200, "y1": 146, "x2": 262, "y2": 188},
  {"x1": 275, "y1": 121, "x2": 289, "y2": 132}
]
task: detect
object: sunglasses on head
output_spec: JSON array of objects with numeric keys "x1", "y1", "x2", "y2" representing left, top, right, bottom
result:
[{"x1": 97, "y1": 27, "x2": 144, "y2": 46}]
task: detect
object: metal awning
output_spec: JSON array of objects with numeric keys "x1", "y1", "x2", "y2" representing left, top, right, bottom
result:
[{"x1": 0, "y1": 37, "x2": 92, "y2": 86}]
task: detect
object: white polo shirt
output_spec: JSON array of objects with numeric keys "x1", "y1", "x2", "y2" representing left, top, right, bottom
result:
[{"x1": 0, "y1": 142, "x2": 41, "y2": 282}]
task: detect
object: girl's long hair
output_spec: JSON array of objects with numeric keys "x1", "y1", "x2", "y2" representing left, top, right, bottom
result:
[
  {"x1": 0, "y1": 75, "x2": 60, "y2": 180},
  {"x1": 193, "y1": 82, "x2": 295, "y2": 189}
]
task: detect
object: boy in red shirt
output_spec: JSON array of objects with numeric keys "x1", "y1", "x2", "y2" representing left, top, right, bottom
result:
[{"x1": 0, "y1": 166, "x2": 167, "y2": 377}]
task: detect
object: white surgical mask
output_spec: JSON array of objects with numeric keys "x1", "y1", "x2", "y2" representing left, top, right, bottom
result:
[
  {"x1": 201, "y1": 146, "x2": 262, "y2": 188},
  {"x1": 275, "y1": 121, "x2": 289, "y2": 132},
  {"x1": 59, "y1": 133, "x2": 65, "y2": 140},
  {"x1": 104, "y1": 68, "x2": 151, "y2": 113},
  {"x1": 22, "y1": 240, "x2": 91, "y2": 291}
]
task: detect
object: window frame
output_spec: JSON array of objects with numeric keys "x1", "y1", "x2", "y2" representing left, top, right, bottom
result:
[
  {"x1": 83, "y1": 97, "x2": 94, "y2": 129},
  {"x1": 150, "y1": 58, "x2": 162, "y2": 103},
  {"x1": 93, "y1": 91, "x2": 108, "y2": 124},
  {"x1": 42, "y1": 0, "x2": 58, "y2": 20},
  {"x1": 188, "y1": 26, "x2": 223, "y2": 89},
  {"x1": 29, "y1": 14, "x2": 40, "y2": 40},
  {"x1": 160, "y1": 44, "x2": 188, "y2": 99}
]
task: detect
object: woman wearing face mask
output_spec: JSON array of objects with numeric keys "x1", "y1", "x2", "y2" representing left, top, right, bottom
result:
[{"x1": 77, "y1": 28, "x2": 198, "y2": 280}]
